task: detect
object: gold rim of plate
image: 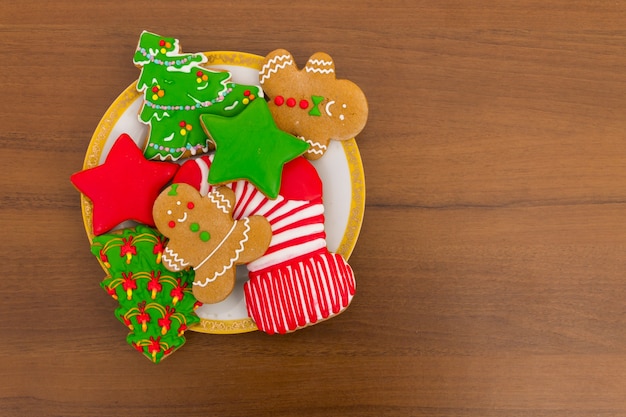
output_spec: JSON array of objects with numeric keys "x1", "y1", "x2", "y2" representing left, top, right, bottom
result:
[{"x1": 81, "y1": 51, "x2": 365, "y2": 335}]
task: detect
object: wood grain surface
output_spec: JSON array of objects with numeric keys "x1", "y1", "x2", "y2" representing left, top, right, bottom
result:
[{"x1": 3, "y1": 1, "x2": 626, "y2": 416}]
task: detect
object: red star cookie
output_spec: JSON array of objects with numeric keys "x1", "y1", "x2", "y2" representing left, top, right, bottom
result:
[{"x1": 71, "y1": 133, "x2": 178, "y2": 235}]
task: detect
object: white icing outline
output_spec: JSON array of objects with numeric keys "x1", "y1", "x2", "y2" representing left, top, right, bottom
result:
[{"x1": 194, "y1": 218, "x2": 251, "y2": 286}]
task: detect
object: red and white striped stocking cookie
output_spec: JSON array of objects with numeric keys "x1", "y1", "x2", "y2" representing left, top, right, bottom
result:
[{"x1": 173, "y1": 155, "x2": 356, "y2": 334}]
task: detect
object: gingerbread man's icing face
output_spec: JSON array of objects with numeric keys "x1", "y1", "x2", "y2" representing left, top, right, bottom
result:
[
  {"x1": 152, "y1": 183, "x2": 271, "y2": 304},
  {"x1": 259, "y1": 49, "x2": 368, "y2": 160}
]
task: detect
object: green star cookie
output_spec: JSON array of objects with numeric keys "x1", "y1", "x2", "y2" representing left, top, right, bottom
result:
[{"x1": 200, "y1": 98, "x2": 309, "y2": 199}]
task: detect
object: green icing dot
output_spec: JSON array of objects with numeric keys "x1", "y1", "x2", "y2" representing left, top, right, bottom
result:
[
  {"x1": 190, "y1": 222, "x2": 200, "y2": 232},
  {"x1": 199, "y1": 231, "x2": 211, "y2": 242}
]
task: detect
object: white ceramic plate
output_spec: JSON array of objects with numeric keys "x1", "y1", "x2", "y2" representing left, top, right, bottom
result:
[{"x1": 81, "y1": 51, "x2": 365, "y2": 334}]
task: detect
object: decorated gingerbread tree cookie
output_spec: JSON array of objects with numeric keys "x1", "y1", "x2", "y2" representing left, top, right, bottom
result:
[
  {"x1": 91, "y1": 225, "x2": 201, "y2": 363},
  {"x1": 133, "y1": 31, "x2": 263, "y2": 161}
]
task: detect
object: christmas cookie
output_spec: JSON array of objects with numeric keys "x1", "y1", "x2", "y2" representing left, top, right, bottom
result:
[
  {"x1": 70, "y1": 133, "x2": 178, "y2": 236},
  {"x1": 133, "y1": 31, "x2": 263, "y2": 161},
  {"x1": 152, "y1": 183, "x2": 272, "y2": 304},
  {"x1": 173, "y1": 155, "x2": 356, "y2": 334},
  {"x1": 199, "y1": 98, "x2": 309, "y2": 199},
  {"x1": 259, "y1": 49, "x2": 368, "y2": 160},
  {"x1": 91, "y1": 225, "x2": 200, "y2": 363}
]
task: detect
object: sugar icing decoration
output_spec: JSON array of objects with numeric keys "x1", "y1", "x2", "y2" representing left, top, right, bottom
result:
[
  {"x1": 70, "y1": 133, "x2": 178, "y2": 235},
  {"x1": 90, "y1": 225, "x2": 201, "y2": 363},
  {"x1": 259, "y1": 48, "x2": 368, "y2": 160},
  {"x1": 199, "y1": 98, "x2": 309, "y2": 199},
  {"x1": 171, "y1": 155, "x2": 356, "y2": 334},
  {"x1": 153, "y1": 184, "x2": 271, "y2": 304},
  {"x1": 133, "y1": 31, "x2": 262, "y2": 161}
]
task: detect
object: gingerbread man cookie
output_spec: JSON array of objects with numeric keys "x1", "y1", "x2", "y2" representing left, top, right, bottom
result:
[
  {"x1": 152, "y1": 183, "x2": 271, "y2": 304},
  {"x1": 259, "y1": 49, "x2": 368, "y2": 160}
]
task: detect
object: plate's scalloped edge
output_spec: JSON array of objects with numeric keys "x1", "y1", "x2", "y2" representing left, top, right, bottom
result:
[
  {"x1": 80, "y1": 51, "x2": 364, "y2": 335},
  {"x1": 336, "y1": 138, "x2": 365, "y2": 260}
]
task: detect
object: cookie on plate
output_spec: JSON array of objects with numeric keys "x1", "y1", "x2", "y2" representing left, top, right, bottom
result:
[
  {"x1": 259, "y1": 49, "x2": 368, "y2": 160},
  {"x1": 70, "y1": 133, "x2": 178, "y2": 236},
  {"x1": 153, "y1": 183, "x2": 271, "y2": 304},
  {"x1": 174, "y1": 155, "x2": 356, "y2": 334},
  {"x1": 133, "y1": 31, "x2": 263, "y2": 161}
]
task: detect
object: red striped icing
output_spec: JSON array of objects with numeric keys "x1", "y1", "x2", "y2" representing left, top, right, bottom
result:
[
  {"x1": 173, "y1": 154, "x2": 356, "y2": 333},
  {"x1": 244, "y1": 251, "x2": 355, "y2": 334}
]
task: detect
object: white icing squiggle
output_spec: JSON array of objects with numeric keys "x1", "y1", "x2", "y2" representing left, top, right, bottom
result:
[
  {"x1": 304, "y1": 67, "x2": 335, "y2": 75},
  {"x1": 163, "y1": 247, "x2": 189, "y2": 271},
  {"x1": 260, "y1": 57, "x2": 293, "y2": 84},
  {"x1": 307, "y1": 59, "x2": 333, "y2": 66},
  {"x1": 260, "y1": 54, "x2": 292, "y2": 75},
  {"x1": 207, "y1": 190, "x2": 231, "y2": 214}
]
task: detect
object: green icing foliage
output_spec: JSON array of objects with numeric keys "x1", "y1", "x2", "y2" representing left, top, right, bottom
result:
[
  {"x1": 133, "y1": 31, "x2": 263, "y2": 161},
  {"x1": 91, "y1": 225, "x2": 200, "y2": 363}
]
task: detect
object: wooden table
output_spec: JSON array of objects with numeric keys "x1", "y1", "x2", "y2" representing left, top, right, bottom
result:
[{"x1": 3, "y1": 1, "x2": 626, "y2": 416}]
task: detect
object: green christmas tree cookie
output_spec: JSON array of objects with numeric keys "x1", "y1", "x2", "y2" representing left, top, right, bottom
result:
[
  {"x1": 133, "y1": 31, "x2": 263, "y2": 161},
  {"x1": 91, "y1": 225, "x2": 200, "y2": 363}
]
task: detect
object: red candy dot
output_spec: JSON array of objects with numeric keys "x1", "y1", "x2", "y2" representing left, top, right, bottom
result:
[
  {"x1": 274, "y1": 96, "x2": 285, "y2": 106},
  {"x1": 196, "y1": 70, "x2": 203, "y2": 77},
  {"x1": 286, "y1": 97, "x2": 296, "y2": 107},
  {"x1": 168, "y1": 220, "x2": 176, "y2": 228},
  {"x1": 152, "y1": 86, "x2": 159, "y2": 93},
  {"x1": 187, "y1": 202, "x2": 195, "y2": 209},
  {"x1": 299, "y1": 99, "x2": 309, "y2": 109},
  {"x1": 244, "y1": 90, "x2": 251, "y2": 97},
  {"x1": 179, "y1": 121, "x2": 187, "y2": 127},
  {"x1": 159, "y1": 40, "x2": 166, "y2": 47}
]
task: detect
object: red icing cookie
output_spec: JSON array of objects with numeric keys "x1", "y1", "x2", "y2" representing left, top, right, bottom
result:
[{"x1": 71, "y1": 133, "x2": 178, "y2": 235}]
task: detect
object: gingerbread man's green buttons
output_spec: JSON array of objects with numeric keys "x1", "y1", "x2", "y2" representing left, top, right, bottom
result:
[
  {"x1": 188, "y1": 222, "x2": 209, "y2": 241},
  {"x1": 199, "y1": 231, "x2": 211, "y2": 242}
]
